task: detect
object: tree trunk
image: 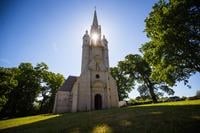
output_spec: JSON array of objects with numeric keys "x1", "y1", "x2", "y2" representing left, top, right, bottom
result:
[
  {"x1": 148, "y1": 85, "x2": 158, "y2": 103},
  {"x1": 142, "y1": 75, "x2": 158, "y2": 103}
]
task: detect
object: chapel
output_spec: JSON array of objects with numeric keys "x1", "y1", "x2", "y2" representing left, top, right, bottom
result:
[{"x1": 53, "y1": 10, "x2": 119, "y2": 113}]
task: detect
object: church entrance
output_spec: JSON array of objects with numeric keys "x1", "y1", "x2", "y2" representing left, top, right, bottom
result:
[{"x1": 95, "y1": 94, "x2": 102, "y2": 110}]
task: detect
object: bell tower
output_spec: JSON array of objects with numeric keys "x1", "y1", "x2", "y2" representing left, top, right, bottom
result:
[
  {"x1": 76, "y1": 9, "x2": 119, "y2": 111},
  {"x1": 81, "y1": 9, "x2": 109, "y2": 73}
]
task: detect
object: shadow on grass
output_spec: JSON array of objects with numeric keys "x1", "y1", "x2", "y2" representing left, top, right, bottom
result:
[{"x1": 1, "y1": 105, "x2": 200, "y2": 133}]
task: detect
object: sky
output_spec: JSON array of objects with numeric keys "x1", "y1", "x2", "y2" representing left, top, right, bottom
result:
[{"x1": 0, "y1": 0, "x2": 199, "y2": 98}]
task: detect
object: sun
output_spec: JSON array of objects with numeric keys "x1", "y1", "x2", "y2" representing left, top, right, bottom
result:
[{"x1": 91, "y1": 33, "x2": 98, "y2": 44}]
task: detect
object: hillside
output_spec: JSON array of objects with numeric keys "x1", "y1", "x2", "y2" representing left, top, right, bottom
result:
[{"x1": 0, "y1": 100, "x2": 200, "y2": 133}]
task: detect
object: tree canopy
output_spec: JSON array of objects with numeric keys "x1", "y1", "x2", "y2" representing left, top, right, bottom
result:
[
  {"x1": 118, "y1": 54, "x2": 174, "y2": 103},
  {"x1": 110, "y1": 66, "x2": 134, "y2": 100},
  {"x1": 141, "y1": 0, "x2": 200, "y2": 86},
  {"x1": 0, "y1": 62, "x2": 64, "y2": 118}
]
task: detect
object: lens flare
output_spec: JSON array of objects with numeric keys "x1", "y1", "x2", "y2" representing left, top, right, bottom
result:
[{"x1": 91, "y1": 33, "x2": 98, "y2": 44}]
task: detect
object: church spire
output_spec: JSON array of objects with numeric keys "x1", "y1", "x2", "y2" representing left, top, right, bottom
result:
[
  {"x1": 90, "y1": 8, "x2": 101, "y2": 45},
  {"x1": 92, "y1": 9, "x2": 98, "y2": 27}
]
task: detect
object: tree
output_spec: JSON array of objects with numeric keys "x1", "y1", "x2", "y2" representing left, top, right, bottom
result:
[
  {"x1": 34, "y1": 63, "x2": 64, "y2": 113},
  {"x1": 34, "y1": 62, "x2": 50, "y2": 113},
  {"x1": 0, "y1": 67, "x2": 18, "y2": 112},
  {"x1": 39, "y1": 71, "x2": 64, "y2": 113},
  {"x1": 0, "y1": 62, "x2": 64, "y2": 117},
  {"x1": 141, "y1": 0, "x2": 200, "y2": 86},
  {"x1": 2, "y1": 63, "x2": 41, "y2": 116},
  {"x1": 110, "y1": 67, "x2": 134, "y2": 100},
  {"x1": 119, "y1": 54, "x2": 174, "y2": 103}
]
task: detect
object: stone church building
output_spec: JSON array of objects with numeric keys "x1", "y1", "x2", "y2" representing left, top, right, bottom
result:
[{"x1": 53, "y1": 10, "x2": 119, "y2": 113}]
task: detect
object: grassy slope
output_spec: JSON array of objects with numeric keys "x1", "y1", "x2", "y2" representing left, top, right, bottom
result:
[{"x1": 0, "y1": 100, "x2": 200, "y2": 133}]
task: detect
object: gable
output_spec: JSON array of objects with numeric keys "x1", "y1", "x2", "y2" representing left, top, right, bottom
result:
[{"x1": 58, "y1": 76, "x2": 78, "y2": 92}]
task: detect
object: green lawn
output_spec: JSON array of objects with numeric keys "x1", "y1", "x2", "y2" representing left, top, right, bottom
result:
[{"x1": 0, "y1": 100, "x2": 200, "y2": 133}]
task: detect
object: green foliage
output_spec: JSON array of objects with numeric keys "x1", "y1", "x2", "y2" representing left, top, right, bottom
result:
[
  {"x1": 1, "y1": 63, "x2": 42, "y2": 116},
  {"x1": 141, "y1": 0, "x2": 200, "y2": 86},
  {"x1": 119, "y1": 54, "x2": 174, "y2": 103},
  {"x1": 0, "y1": 68, "x2": 18, "y2": 112},
  {"x1": 38, "y1": 71, "x2": 64, "y2": 113},
  {"x1": 110, "y1": 67, "x2": 134, "y2": 100},
  {"x1": 0, "y1": 62, "x2": 64, "y2": 118}
]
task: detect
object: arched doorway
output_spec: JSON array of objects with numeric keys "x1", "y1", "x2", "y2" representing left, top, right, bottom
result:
[{"x1": 95, "y1": 94, "x2": 102, "y2": 110}]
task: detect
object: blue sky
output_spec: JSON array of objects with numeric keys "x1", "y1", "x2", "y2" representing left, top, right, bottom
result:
[{"x1": 0, "y1": 0, "x2": 199, "y2": 98}]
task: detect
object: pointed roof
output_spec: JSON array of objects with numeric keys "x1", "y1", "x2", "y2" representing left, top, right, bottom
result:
[
  {"x1": 92, "y1": 9, "x2": 98, "y2": 27},
  {"x1": 58, "y1": 76, "x2": 77, "y2": 92}
]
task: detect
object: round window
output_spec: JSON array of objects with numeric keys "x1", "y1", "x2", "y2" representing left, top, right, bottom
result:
[{"x1": 96, "y1": 74, "x2": 100, "y2": 79}]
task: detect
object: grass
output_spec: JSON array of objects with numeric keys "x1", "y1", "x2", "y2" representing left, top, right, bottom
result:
[{"x1": 0, "y1": 100, "x2": 200, "y2": 133}]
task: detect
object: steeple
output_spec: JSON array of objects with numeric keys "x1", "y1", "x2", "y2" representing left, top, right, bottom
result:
[
  {"x1": 90, "y1": 9, "x2": 101, "y2": 44},
  {"x1": 92, "y1": 9, "x2": 98, "y2": 27}
]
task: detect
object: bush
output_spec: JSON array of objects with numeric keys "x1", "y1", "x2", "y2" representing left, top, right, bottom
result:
[{"x1": 128, "y1": 99, "x2": 153, "y2": 106}]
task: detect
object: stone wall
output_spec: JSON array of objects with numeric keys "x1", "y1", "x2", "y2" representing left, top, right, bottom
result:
[{"x1": 53, "y1": 91, "x2": 72, "y2": 113}]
